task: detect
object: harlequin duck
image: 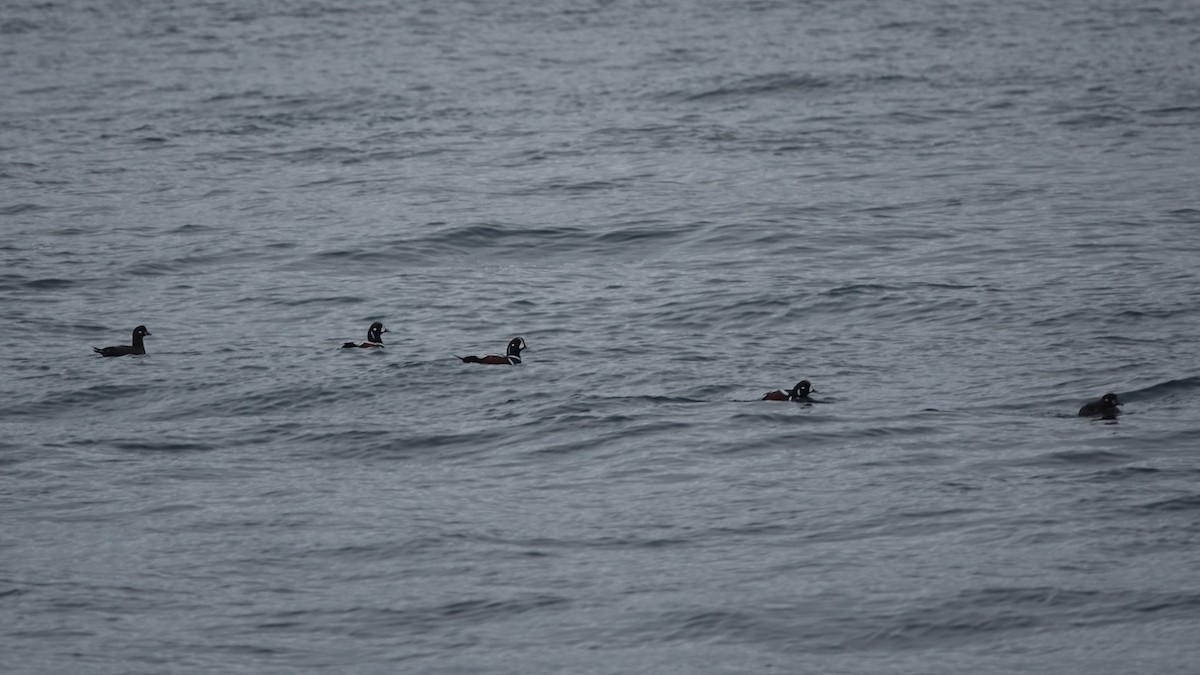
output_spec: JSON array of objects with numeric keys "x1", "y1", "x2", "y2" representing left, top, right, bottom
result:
[
  {"x1": 93, "y1": 325, "x2": 151, "y2": 357},
  {"x1": 455, "y1": 337, "x2": 525, "y2": 365},
  {"x1": 1078, "y1": 392, "x2": 1120, "y2": 419},
  {"x1": 762, "y1": 379, "x2": 813, "y2": 402},
  {"x1": 342, "y1": 322, "x2": 387, "y2": 349}
]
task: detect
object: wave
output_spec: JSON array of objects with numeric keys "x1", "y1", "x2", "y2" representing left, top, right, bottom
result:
[
  {"x1": 0, "y1": 203, "x2": 47, "y2": 215},
  {"x1": 1123, "y1": 375, "x2": 1200, "y2": 401},
  {"x1": 293, "y1": 219, "x2": 709, "y2": 268},
  {"x1": 1136, "y1": 494, "x2": 1200, "y2": 513}
]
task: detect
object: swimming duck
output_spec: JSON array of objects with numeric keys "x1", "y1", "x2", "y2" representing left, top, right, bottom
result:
[
  {"x1": 1078, "y1": 392, "x2": 1120, "y2": 419},
  {"x1": 762, "y1": 379, "x2": 813, "y2": 402},
  {"x1": 93, "y1": 325, "x2": 151, "y2": 357},
  {"x1": 342, "y1": 322, "x2": 387, "y2": 349},
  {"x1": 455, "y1": 337, "x2": 525, "y2": 365}
]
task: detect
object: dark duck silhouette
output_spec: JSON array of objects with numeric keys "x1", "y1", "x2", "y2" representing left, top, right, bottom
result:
[
  {"x1": 762, "y1": 379, "x2": 814, "y2": 402},
  {"x1": 342, "y1": 322, "x2": 387, "y2": 349},
  {"x1": 455, "y1": 337, "x2": 526, "y2": 365},
  {"x1": 1078, "y1": 392, "x2": 1121, "y2": 419},
  {"x1": 93, "y1": 325, "x2": 151, "y2": 357}
]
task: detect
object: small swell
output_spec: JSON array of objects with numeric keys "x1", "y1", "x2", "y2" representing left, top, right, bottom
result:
[
  {"x1": 682, "y1": 73, "x2": 833, "y2": 101},
  {"x1": 1136, "y1": 494, "x2": 1200, "y2": 513},
  {"x1": 0, "y1": 203, "x2": 46, "y2": 215}
]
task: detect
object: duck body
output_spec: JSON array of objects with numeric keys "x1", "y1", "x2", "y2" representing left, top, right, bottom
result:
[
  {"x1": 342, "y1": 321, "x2": 387, "y2": 349},
  {"x1": 456, "y1": 337, "x2": 525, "y2": 365},
  {"x1": 1078, "y1": 392, "x2": 1121, "y2": 419},
  {"x1": 93, "y1": 325, "x2": 151, "y2": 357},
  {"x1": 762, "y1": 379, "x2": 814, "y2": 402}
]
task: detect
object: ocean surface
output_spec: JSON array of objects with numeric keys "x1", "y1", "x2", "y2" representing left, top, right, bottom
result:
[{"x1": 3, "y1": 0, "x2": 1200, "y2": 672}]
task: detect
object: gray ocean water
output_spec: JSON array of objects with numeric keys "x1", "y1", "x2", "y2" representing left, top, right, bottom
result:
[{"x1": 4, "y1": 0, "x2": 1200, "y2": 672}]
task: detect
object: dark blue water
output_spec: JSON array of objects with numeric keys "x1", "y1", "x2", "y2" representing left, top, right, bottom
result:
[{"x1": 3, "y1": 0, "x2": 1200, "y2": 672}]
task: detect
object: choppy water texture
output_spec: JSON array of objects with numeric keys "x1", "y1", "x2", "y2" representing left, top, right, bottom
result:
[{"x1": 3, "y1": 0, "x2": 1200, "y2": 673}]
